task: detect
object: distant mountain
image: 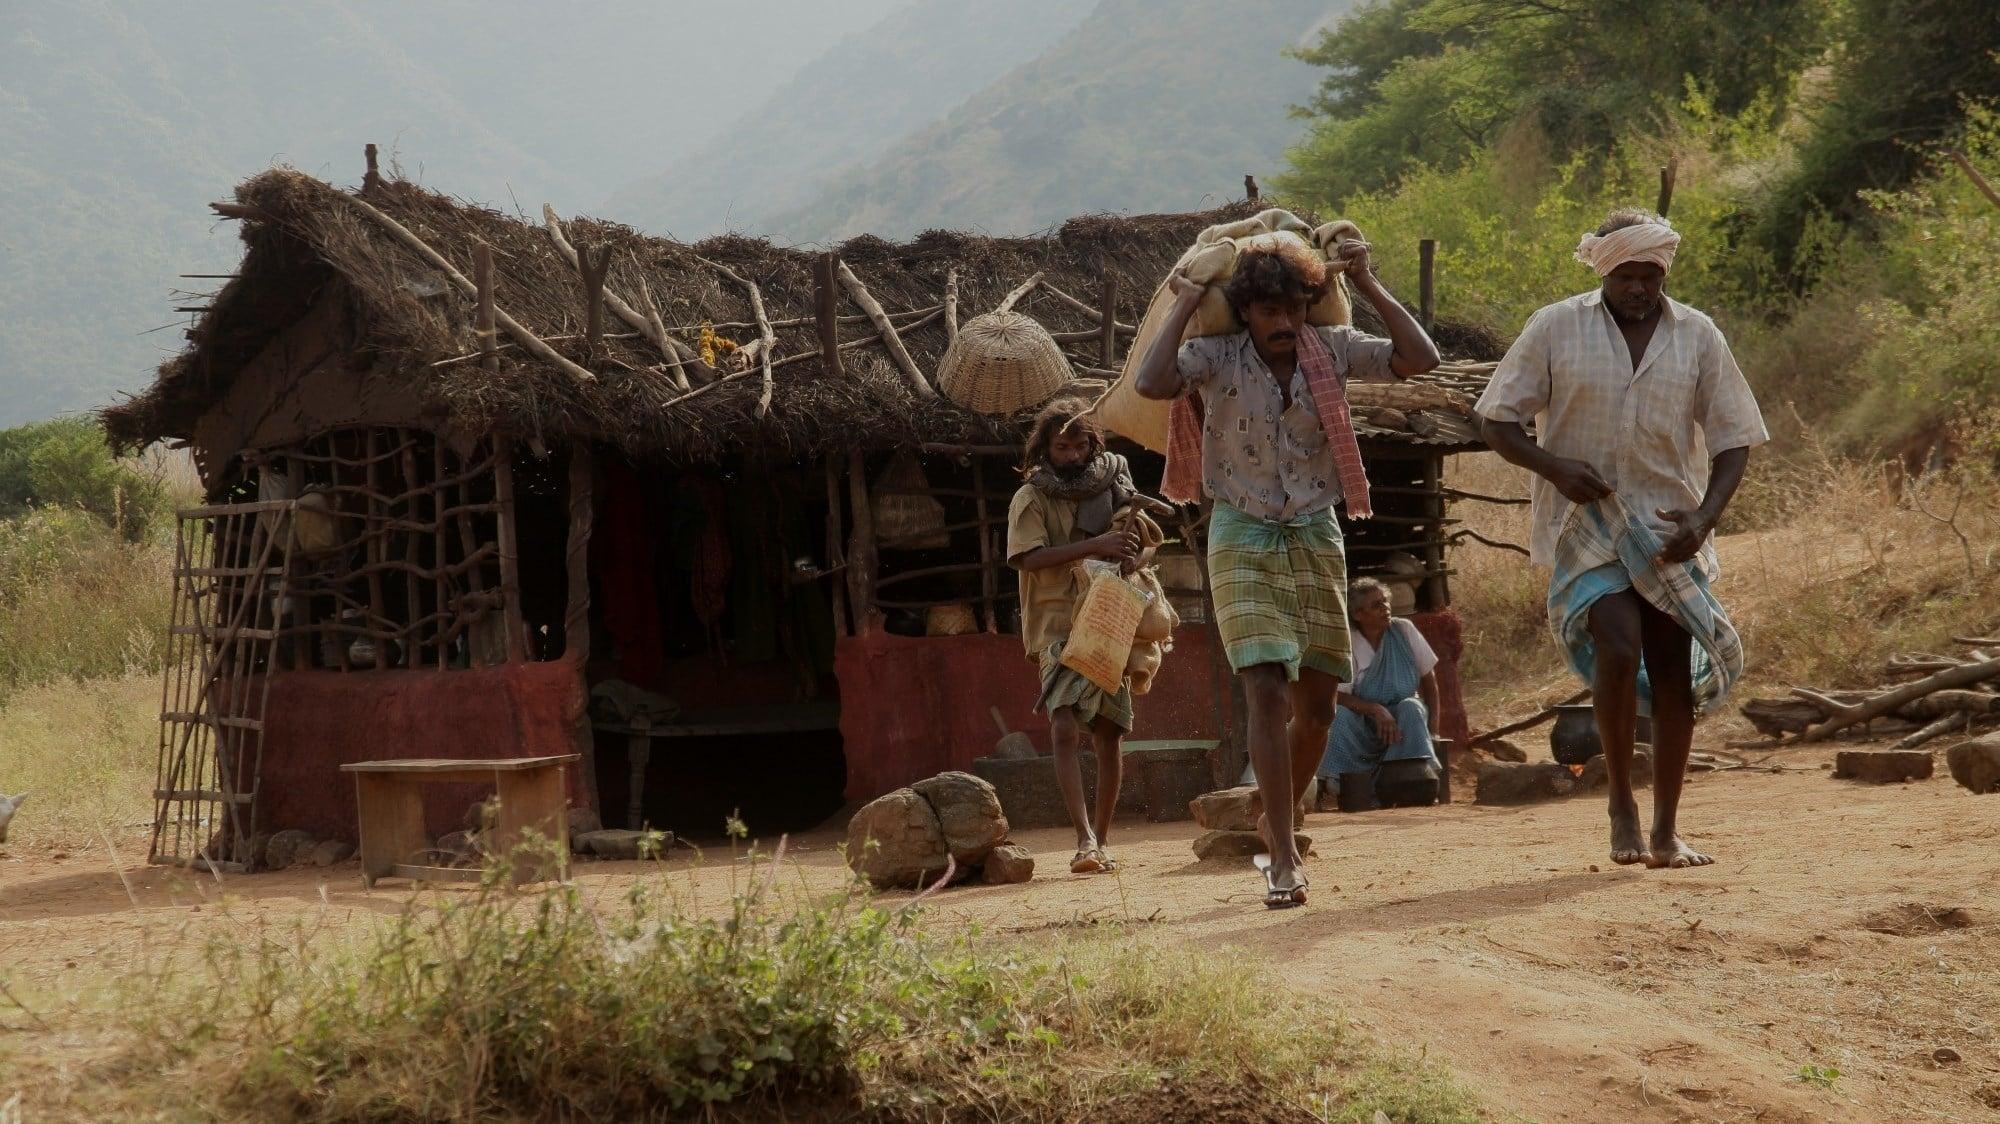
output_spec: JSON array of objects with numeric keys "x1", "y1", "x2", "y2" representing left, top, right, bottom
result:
[
  {"x1": 604, "y1": 0, "x2": 1090, "y2": 239},
  {"x1": 0, "y1": 0, "x2": 896, "y2": 427},
  {"x1": 770, "y1": 0, "x2": 1354, "y2": 242}
]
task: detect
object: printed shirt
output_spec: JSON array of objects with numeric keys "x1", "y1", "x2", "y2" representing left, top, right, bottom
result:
[
  {"x1": 1340, "y1": 617, "x2": 1439, "y2": 691},
  {"x1": 1473, "y1": 290, "x2": 1769, "y2": 572},
  {"x1": 1005, "y1": 485, "x2": 1083, "y2": 659},
  {"x1": 1174, "y1": 325, "x2": 1395, "y2": 520}
]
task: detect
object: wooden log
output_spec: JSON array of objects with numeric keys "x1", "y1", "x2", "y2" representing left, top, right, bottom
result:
[
  {"x1": 826, "y1": 457, "x2": 849, "y2": 636},
  {"x1": 635, "y1": 274, "x2": 690, "y2": 390},
  {"x1": 944, "y1": 267, "x2": 960, "y2": 346},
  {"x1": 1037, "y1": 281, "x2": 1138, "y2": 332},
  {"x1": 697, "y1": 256, "x2": 777, "y2": 416},
  {"x1": 1419, "y1": 455, "x2": 1447, "y2": 608},
  {"x1": 815, "y1": 253, "x2": 843, "y2": 379},
  {"x1": 363, "y1": 142, "x2": 383, "y2": 193},
  {"x1": 473, "y1": 243, "x2": 499, "y2": 376},
  {"x1": 492, "y1": 438, "x2": 527, "y2": 662},
  {"x1": 1448, "y1": 528, "x2": 1530, "y2": 556},
  {"x1": 341, "y1": 194, "x2": 596, "y2": 382},
  {"x1": 1418, "y1": 238, "x2": 1437, "y2": 333},
  {"x1": 1948, "y1": 151, "x2": 2000, "y2": 212},
  {"x1": 1797, "y1": 657, "x2": 2000, "y2": 742},
  {"x1": 995, "y1": 271, "x2": 1046, "y2": 315},
  {"x1": 541, "y1": 204, "x2": 710, "y2": 380},
  {"x1": 1244, "y1": 173, "x2": 1259, "y2": 202},
  {"x1": 1657, "y1": 158, "x2": 1679, "y2": 218},
  {"x1": 1098, "y1": 275, "x2": 1119, "y2": 368},
  {"x1": 845, "y1": 449, "x2": 881, "y2": 633},
  {"x1": 836, "y1": 260, "x2": 935, "y2": 399},
  {"x1": 764, "y1": 309, "x2": 945, "y2": 372},
  {"x1": 974, "y1": 458, "x2": 997, "y2": 633},
  {"x1": 1897, "y1": 713, "x2": 1969, "y2": 750}
]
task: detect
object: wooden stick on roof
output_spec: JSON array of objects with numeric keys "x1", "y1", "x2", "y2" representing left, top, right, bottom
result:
[
  {"x1": 696, "y1": 256, "x2": 777, "y2": 417},
  {"x1": 994, "y1": 271, "x2": 1046, "y2": 314},
  {"x1": 944, "y1": 267, "x2": 960, "y2": 346},
  {"x1": 836, "y1": 260, "x2": 936, "y2": 399},
  {"x1": 364, "y1": 143, "x2": 383, "y2": 194},
  {"x1": 814, "y1": 253, "x2": 844, "y2": 379},
  {"x1": 473, "y1": 242, "x2": 498, "y2": 377},
  {"x1": 576, "y1": 241, "x2": 613, "y2": 359},
  {"x1": 337, "y1": 194, "x2": 597, "y2": 383},
  {"x1": 634, "y1": 275, "x2": 690, "y2": 391},
  {"x1": 542, "y1": 204, "x2": 714, "y2": 382}
]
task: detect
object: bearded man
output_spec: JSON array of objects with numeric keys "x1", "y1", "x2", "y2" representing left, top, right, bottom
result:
[
  {"x1": 1476, "y1": 209, "x2": 1767, "y2": 869},
  {"x1": 1133, "y1": 236, "x2": 1439, "y2": 908},
  {"x1": 1007, "y1": 397, "x2": 1149, "y2": 873}
]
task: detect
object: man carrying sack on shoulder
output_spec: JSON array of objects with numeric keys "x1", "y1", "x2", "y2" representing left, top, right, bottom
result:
[
  {"x1": 1134, "y1": 235, "x2": 1439, "y2": 908},
  {"x1": 1007, "y1": 397, "x2": 1172, "y2": 875},
  {"x1": 1476, "y1": 209, "x2": 1764, "y2": 871}
]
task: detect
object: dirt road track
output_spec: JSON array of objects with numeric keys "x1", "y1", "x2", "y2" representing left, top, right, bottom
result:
[{"x1": 4, "y1": 737, "x2": 1995, "y2": 1122}]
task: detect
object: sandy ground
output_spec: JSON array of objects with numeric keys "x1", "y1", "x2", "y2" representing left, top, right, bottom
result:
[{"x1": 3, "y1": 729, "x2": 1995, "y2": 1123}]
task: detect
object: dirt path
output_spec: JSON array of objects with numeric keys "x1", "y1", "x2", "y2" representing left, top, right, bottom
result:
[{"x1": 4, "y1": 733, "x2": 1996, "y2": 1122}]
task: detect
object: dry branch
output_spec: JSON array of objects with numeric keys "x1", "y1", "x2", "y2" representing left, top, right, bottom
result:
[
  {"x1": 836, "y1": 260, "x2": 935, "y2": 399},
  {"x1": 995, "y1": 271, "x2": 1046, "y2": 314},
  {"x1": 1469, "y1": 688, "x2": 1591, "y2": 747},
  {"x1": 1796, "y1": 657, "x2": 2000, "y2": 742},
  {"x1": 1037, "y1": 281, "x2": 1138, "y2": 332},
  {"x1": 697, "y1": 256, "x2": 777, "y2": 417},
  {"x1": 542, "y1": 204, "x2": 711, "y2": 381},
  {"x1": 340, "y1": 194, "x2": 596, "y2": 383},
  {"x1": 944, "y1": 267, "x2": 960, "y2": 346}
]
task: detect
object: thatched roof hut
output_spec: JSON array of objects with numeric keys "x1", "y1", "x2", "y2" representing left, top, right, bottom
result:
[{"x1": 120, "y1": 165, "x2": 1497, "y2": 875}]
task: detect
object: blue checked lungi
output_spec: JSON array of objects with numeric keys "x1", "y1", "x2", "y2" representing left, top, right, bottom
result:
[{"x1": 1547, "y1": 496, "x2": 1744, "y2": 715}]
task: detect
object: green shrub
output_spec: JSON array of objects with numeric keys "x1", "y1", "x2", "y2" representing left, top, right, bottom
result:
[
  {"x1": 0, "y1": 505, "x2": 176, "y2": 695},
  {"x1": 0, "y1": 416, "x2": 171, "y2": 540}
]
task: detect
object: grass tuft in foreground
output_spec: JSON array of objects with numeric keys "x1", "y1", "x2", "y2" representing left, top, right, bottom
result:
[{"x1": 126, "y1": 850, "x2": 1478, "y2": 1123}]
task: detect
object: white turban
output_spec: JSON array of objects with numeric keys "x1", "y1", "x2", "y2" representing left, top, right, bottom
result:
[{"x1": 1574, "y1": 222, "x2": 1680, "y2": 277}]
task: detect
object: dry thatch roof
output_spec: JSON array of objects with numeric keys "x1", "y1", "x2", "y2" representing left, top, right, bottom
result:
[{"x1": 103, "y1": 169, "x2": 1499, "y2": 465}]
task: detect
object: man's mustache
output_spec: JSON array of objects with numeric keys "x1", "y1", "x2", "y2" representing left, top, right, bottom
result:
[{"x1": 1265, "y1": 330, "x2": 1296, "y2": 342}]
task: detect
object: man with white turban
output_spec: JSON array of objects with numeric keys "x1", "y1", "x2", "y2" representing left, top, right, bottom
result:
[{"x1": 1475, "y1": 208, "x2": 1767, "y2": 869}]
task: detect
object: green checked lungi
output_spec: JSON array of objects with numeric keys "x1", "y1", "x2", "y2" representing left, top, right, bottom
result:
[
  {"x1": 1206, "y1": 500, "x2": 1352, "y2": 682},
  {"x1": 1035, "y1": 640, "x2": 1135, "y2": 731}
]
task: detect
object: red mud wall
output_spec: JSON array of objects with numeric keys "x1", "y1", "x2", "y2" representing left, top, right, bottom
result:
[
  {"x1": 256, "y1": 660, "x2": 589, "y2": 842},
  {"x1": 836, "y1": 612, "x2": 1472, "y2": 801}
]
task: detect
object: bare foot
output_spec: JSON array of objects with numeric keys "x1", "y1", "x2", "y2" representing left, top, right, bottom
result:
[
  {"x1": 1646, "y1": 835, "x2": 1713, "y2": 869},
  {"x1": 1609, "y1": 797, "x2": 1648, "y2": 865}
]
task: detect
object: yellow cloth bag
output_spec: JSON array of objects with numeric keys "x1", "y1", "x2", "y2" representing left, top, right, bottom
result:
[{"x1": 1060, "y1": 565, "x2": 1151, "y2": 694}]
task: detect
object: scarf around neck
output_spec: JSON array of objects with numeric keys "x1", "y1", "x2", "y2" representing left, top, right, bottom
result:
[{"x1": 1030, "y1": 452, "x2": 1129, "y2": 535}]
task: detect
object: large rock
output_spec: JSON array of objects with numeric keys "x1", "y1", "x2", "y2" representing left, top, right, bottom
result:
[
  {"x1": 575, "y1": 829, "x2": 669, "y2": 860},
  {"x1": 1187, "y1": 785, "x2": 1308, "y2": 832},
  {"x1": 307, "y1": 839, "x2": 355, "y2": 867},
  {"x1": 910, "y1": 771, "x2": 1008, "y2": 866},
  {"x1": 1946, "y1": 735, "x2": 2000, "y2": 794},
  {"x1": 1577, "y1": 749, "x2": 1654, "y2": 791},
  {"x1": 1833, "y1": 749, "x2": 1934, "y2": 784},
  {"x1": 846, "y1": 789, "x2": 952, "y2": 889},
  {"x1": 980, "y1": 843, "x2": 1035, "y2": 884},
  {"x1": 1191, "y1": 830, "x2": 1314, "y2": 860},
  {"x1": 1475, "y1": 761, "x2": 1577, "y2": 805}
]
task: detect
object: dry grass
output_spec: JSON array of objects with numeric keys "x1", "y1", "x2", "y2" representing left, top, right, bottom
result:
[{"x1": 0, "y1": 672, "x2": 160, "y2": 849}]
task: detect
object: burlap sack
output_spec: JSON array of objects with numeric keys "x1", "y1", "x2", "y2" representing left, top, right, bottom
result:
[
  {"x1": 1130, "y1": 566, "x2": 1177, "y2": 642},
  {"x1": 1060, "y1": 567, "x2": 1150, "y2": 694},
  {"x1": 1092, "y1": 210, "x2": 1365, "y2": 452},
  {"x1": 1126, "y1": 640, "x2": 1164, "y2": 695}
]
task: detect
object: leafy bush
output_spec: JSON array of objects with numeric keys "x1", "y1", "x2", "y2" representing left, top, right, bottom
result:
[
  {"x1": 0, "y1": 505, "x2": 176, "y2": 696},
  {"x1": 0, "y1": 417, "x2": 171, "y2": 540}
]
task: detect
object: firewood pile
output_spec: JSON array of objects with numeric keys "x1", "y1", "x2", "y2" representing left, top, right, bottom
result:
[{"x1": 1739, "y1": 636, "x2": 2000, "y2": 748}]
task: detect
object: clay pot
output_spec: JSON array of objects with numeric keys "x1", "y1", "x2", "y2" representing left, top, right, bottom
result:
[{"x1": 1550, "y1": 704, "x2": 1652, "y2": 765}]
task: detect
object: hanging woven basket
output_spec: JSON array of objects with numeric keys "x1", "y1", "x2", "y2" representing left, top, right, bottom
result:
[
  {"x1": 871, "y1": 450, "x2": 950, "y2": 550},
  {"x1": 937, "y1": 310, "x2": 1074, "y2": 416}
]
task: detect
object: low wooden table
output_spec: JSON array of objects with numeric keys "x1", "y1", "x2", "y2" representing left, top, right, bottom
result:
[{"x1": 340, "y1": 755, "x2": 579, "y2": 887}]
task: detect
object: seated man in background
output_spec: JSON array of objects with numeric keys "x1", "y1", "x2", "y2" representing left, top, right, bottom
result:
[{"x1": 1317, "y1": 577, "x2": 1440, "y2": 811}]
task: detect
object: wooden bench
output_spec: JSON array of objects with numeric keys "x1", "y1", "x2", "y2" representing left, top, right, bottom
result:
[{"x1": 340, "y1": 755, "x2": 579, "y2": 887}]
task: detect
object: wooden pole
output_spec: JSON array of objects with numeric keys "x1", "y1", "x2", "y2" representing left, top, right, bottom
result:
[
  {"x1": 492, "y1": 438, "x2": 528, "y2": 663},
  {"x1": 577, "y1": 242, "x2": 612, "y2": 359},
  {"x1": 825, "y1": 457, "x2": 850, "y2": 636},
  {"x1": 974, "y1": 457, "x2": 998, "y2": 633},
  {"x1": 1418, "y1": 239, "x2": 1437, "y2": 334},
  {"x1": 815, "y1": 253, "x2": 844, "y2": 379},
  {"x1": 473, "y1": 243, "x2": 499, "y2": 376},
  {"x1": 1420, "y1": 455, "x2": 1447, "y2": 609},
  {"x1": 363, "y1": 143, "x2": 382, "y2": 193},
  {"x1": 1656, "y1": 158, "x2": 1679, "y2": 218},
  {"x1": 1098, "y1": 275, "x2": 1119, "y2": 368},
  {"x1": 1949, "y1": 150, "x2": 2000, "y2": 212},
  {"x1": 564, "y1": 443, "x2": 599, "y2": 812},
  {"x1": 1244, "y1": 174, "x2": 1259, "y2": 202},
  {"x1": 845, "y1": 449, "x2": 881, "y2": 634},
  {"x1": 994, "y1": 271, "x2": 1045, "y2": 314},
  {"x1": 836, "y1": 261, "x2": 935, "y2": 400},
  {"x1": 944, "y1": 267, "x2": 960, "y2": 346},
  {"x1": 543, "y1": 204, "x2": 711, "y2": 380}
]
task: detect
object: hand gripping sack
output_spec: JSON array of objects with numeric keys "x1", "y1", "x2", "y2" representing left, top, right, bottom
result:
[
  {"x1": 1091, "y1": 210, "x2": 1367, "y2": 452},
  {"x1": 1060, "y1": 564, "x2": 1151, "y2": 694}
]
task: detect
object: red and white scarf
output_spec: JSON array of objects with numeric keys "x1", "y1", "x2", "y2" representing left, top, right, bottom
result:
[{"x1": 1161, "y1": 327, "x2": 1373, "y2": 518}]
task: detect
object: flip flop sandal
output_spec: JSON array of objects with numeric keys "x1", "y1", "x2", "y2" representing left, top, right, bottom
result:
[
  {"x1": 1252, "y1": 852, "x2": 1307, "y2": 909},
  {"x1": 1070, "y1": 849, "x2": 1106, "y2": 874},
  {"x1": 1096, "y1": 850, "x2": 1119, "y2": 873}
]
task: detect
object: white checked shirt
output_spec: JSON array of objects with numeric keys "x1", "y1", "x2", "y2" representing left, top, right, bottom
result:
[{"x1": 1474, "y1": 290, "x2": 1768, "y2": 572}]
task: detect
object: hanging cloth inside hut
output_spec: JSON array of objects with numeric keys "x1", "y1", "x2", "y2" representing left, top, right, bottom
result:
[
  {"x1": 690, "y1": 477, "x2": 732, "y2": 653},
  {"x1": 589, "y1": 460, "x2": 667, "y2": 688},
  {"x1": 724, "y1": 476, "x2": 837, "y2": 694}
]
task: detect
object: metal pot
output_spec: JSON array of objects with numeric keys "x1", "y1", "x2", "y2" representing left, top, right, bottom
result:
[{"x1": 1549, "y1": 704, "x2": 1652, "y2": 765}]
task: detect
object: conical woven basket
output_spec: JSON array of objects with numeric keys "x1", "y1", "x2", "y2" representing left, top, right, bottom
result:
[{"x1": 937, "y1": 311, "x2": 1073, "y2": 416}]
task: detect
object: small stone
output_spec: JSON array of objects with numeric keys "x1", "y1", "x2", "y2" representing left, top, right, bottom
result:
[
  {"x1": 49, "y1": 851, "x2": 67, "y2": 862},
  {"x1": 1589, "y1": 864, "x2": 1601, "y2": 873},
  {"x1": 1190, "y1": 830, "x2": 1313, "y2": 860},
  {"x1": 1475, "y1": 761, "x2": 1577, "y2": 805},
  {"x1": 1609, "y1": 954, "x2": 1633, "y2": 970},
  {"x1": 1577, "y1": 750, "x2": 1654, "y2": 791},
  {"x1": 1187, "y1": 785, "x2": 1307, "y2": 832},
  {"x1": 575, "y1": 829, "x2": 669, "y2": 861},
  {"x1": 1945, "y1": 734, "x2": 2000, "y2": 794},
  {"x1": 263, "y1": 829, "x2": 315, "y2": 871},
  {"x1": 307, "y1": 839, "x2": 354, "y2": 867},
  {"x1": 1832, "y1": 749, "x2": 1934, "y2": 784},
  {"x1": 1933, "y1": 1046, "x2": 1962, "y2": 1065},
  {"x1": 980, "y1": 843, "x2": 1034, "y2": 884}
]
